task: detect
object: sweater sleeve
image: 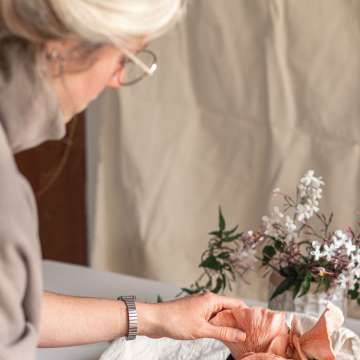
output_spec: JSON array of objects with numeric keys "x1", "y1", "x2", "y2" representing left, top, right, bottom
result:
[{"x1": 0, "y1": 224, "x2": 39, "y2": 360}]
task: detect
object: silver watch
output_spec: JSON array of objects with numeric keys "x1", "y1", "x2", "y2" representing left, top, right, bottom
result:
[{"x1": 118, "y1": 295, "x2": 138, "y2": 340}]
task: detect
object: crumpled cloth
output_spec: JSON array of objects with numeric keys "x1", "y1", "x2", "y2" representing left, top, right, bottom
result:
[
  {"x1": 100, "y1": 313, "x2": 360, "y2": 360},
  {"x1": 287, "y1": 313, "x2": 360, "y2": 360}
]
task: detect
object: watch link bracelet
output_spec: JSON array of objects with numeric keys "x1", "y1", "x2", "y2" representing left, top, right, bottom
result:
[{"x1": 117, "y1": 295, "x2": 138, "y2": 340}]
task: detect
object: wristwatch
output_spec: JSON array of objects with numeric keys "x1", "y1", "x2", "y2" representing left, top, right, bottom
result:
[{"x1": 117, "y1": 295, "x2": 138, "y2": 340}]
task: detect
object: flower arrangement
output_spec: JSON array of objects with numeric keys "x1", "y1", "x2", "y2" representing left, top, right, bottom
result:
[{"x1": 182, "y1": 170, "x2": 360, "y2": 305}]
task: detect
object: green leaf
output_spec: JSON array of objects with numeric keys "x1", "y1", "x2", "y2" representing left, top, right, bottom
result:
[
  {"x1": 270, "y1": 276, "x2": 296, "y2": 301},
  {"x1": 223, "y1": 234, "x2": 242, "y2": 242},
  {"x1": 205, "y1": 277, "x2": 213, "y2": 289},
  {"x1": 357, "y1": 298, "x2": 360, "y2": 306},
  {"x1": 298, "y1": 273, "x2": 312, "y2": 297},
  {"x1": 263, "y1": 245, "x2": 276, "y2": 259},
  {"x1": 219, "y1": 207, "x2": 226, "y2": 231},
  {"x1": 280, "y1": 266, "x2": 296, "y2": 278},
  {"x1": 274, "y1": 240, "x2": 285, "y2": 251},
  {"x1": 217, "y1": 252, "x2": 230, "y2": 259},
  {"x1": 292, "y1": 278, "x2": 303, "y2": 299},
  {"x1": 200, "y1": 255, "x2": 222, "y2": 271},
  {"x1": 181, "y1": 287, "x2": 199, "y2": 295},
  {"x1": 221, "y1": 273, "x2": 227, "y2": 291},
  {"x1": 349, "y1": 289, "x2": 359, "y2": 300},
  {"x1": 224, "y1": 225, "x2": 239, "y2": 236},
  {"x1": 212, "y1": 277, "x2": 223, "y2": 294},
  {"x1": 209, "y1": 230, "x2": 222, "y2": 237}
]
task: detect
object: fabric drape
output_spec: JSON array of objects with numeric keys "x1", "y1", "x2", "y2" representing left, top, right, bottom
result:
[{"x1": 87, "y1": 0, "x2": 360, "y2": 318}]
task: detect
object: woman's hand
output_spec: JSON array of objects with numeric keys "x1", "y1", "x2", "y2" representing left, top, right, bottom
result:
[{"x1": 137, "y1": 292, "x2": 247, "y2": 343}]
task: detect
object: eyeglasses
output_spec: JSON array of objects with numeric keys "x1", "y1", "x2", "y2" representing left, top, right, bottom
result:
[{"x1": 119, "y1": 48, "x2": 158, "y2": 86}]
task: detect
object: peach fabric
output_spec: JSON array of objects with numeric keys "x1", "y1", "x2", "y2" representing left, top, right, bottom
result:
[{"x1": 210, "y1": 303, "x2": 344, "y2": 360}]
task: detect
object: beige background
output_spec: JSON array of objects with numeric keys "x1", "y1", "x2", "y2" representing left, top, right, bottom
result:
[{"x1": 86, "y1": 0, "x2": 360, "y2": 318}]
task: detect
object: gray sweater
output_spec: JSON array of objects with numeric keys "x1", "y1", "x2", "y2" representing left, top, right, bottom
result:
[{"x1": 0, "y1": 38, "x2": 65, "y2": 359}]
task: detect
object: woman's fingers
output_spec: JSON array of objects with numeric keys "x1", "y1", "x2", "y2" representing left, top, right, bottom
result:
[
  {"x1": 212, "y1": 294, "x2": 248, "y2": 310},
  {"x1": 204, "y1": 323, "x2": 246, "y2": 343}
]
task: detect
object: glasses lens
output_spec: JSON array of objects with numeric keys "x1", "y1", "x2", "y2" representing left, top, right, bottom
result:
[{"x1": 121, "y1": 50, "x2": 157, "y2": 85}]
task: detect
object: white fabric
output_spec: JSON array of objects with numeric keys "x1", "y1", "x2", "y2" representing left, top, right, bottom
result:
[
  {"x1": 87, "y1": 0, "x2": 360, "y2": 319},
  {"x1": 99, "y1": 337, "x2": 229, "y2": 360},
  {"x1": 100, "y1": 313, "x2": 360, "y2": 360}
]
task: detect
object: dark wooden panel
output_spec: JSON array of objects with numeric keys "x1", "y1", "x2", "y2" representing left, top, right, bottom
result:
[{"x1": 15, "y1": 113, "x2": 88, "y2": 265}]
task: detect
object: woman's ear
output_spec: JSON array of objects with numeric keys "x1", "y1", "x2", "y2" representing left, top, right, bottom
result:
[
  {"x1": 44, "y1": 41, "x2": 67, "y2": 77},
  {"x1": 107, "y1": 68, "x2": 125, "y2": 89}
]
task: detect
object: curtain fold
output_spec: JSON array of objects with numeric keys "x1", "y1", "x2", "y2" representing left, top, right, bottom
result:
[{"x1": 86, "y1": 0, "x2": 360, "y2": 318}]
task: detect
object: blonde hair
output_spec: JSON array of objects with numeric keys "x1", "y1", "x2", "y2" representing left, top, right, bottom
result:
[{"x1": 0, "y1": 0, "x2": 184, "y2": 52}]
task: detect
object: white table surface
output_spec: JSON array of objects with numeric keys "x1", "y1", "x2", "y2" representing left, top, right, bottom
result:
[{"x1": 38, "y1": 260, "x2": 360, "y2": 360}]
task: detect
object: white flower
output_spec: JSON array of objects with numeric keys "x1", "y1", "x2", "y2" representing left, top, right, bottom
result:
[
  {"x1": 262, "y1": 207, "x2": 286, "y2": 237},
  {"x1": 351, "y1": 251, "x2": 360, "y2": 265},
  {"x1": 273, "y1": 188, "x2": 281, "y2": 195},
  {"x1": 273, "y1": 206, "x2": 284, "y2": 218},
  {"x1": 337, "y1": 273, "x2": 348, "y2": 289},
  {"x1": 284, "y1": 216, "x2": 297, "y2": 233},
  {"x1": 353, "y1": 267, "x2": 360, "y2": 279},
  {"x1": 344, "y1": 241, "x2": 357, "y2": 257},
  {"x1": 331, "y1": 230, "x2": 348, "y2": 249},
  {"x1": 322, "y1": 243, "x2": 337, "y2": 261},
  {"x1": 296, "y1": 170, "x2": 325, "y2": 222},
  {"x1": 311, "y1": 245, "x2": 322, "y2": 261},
  {"x1": 348, "y1": 272, "x2": 358, "y2": 291},
  {"x1": 296, "y1": 204, "x2": 314, "y2": 222},
  {"x1": 284, "y1": 232, "x2": 297, "y2": 244}
]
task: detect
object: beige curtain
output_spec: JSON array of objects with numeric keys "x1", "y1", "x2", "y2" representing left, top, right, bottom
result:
[{"x1": 86, "y1": 0, "x2": 360, "y2": 318}]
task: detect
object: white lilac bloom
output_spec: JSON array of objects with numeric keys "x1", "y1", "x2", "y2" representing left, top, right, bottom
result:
[
  {"x1": 322, "y1": 243, "x2": 337, "y2": 261},
  {"x1": 351, "y1": 250, "x2": 360, "y2": 265},
  {"x1": 262, "y1": 207, "x2": 285, "y2": 237},
  {"x1": 310, "y1": 241, "x2": 322, "y2": 261},
  {"x1": 272, "y1": 188, "x2": 281, "y2": 195},
  {"x1": 348, "y1": 272, "x2": 358, "y2": 291},
  {"x1": 284, "y1": 232, "x2": 297, "y2": 244},
  {"x1": 284, "y1": 216, "x2": 297, "y2": 233},
  {"x1": 331, "y1": 230, "x2": 348, "y2": 249},
  {"x1": 337, "y1": 273, "x2": 348, "y2": 289},
  {"x1": 345, "y1": 241, "x2": 357, "y2": 257},
  {"x1": 273, "y1": 206, "x2": 284, "y2": 219},
  {"x1": 296, "y1": 170, "x2": 325, "y2": 222},
  {"x1": 353, "y1": 267, "x2": 360, "y2": 279},
  {"x1": 298, "y1": 170, "x2": 325, "y2": 194},
  {"x1": 296, "y1": 204, "x2": 314, "y2": 222}
]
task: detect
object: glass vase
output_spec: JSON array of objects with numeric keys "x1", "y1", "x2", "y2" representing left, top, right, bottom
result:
[{"x1": 268, "y1": 271, "x2": 348, "y2": 317}]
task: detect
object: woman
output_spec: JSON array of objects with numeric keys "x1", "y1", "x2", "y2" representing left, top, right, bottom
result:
[{"x1": 0, "y1": 1, "x2": 246, "y2": 358}]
